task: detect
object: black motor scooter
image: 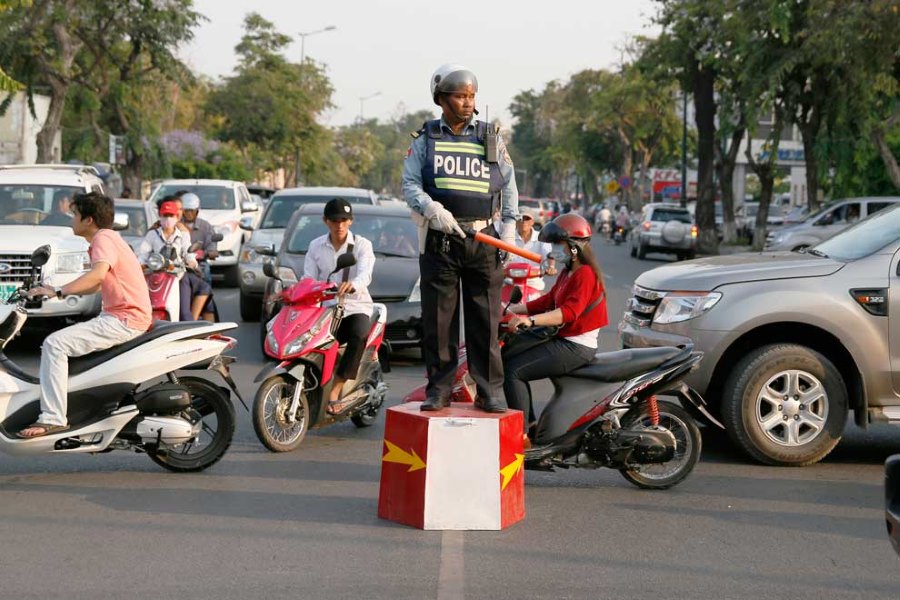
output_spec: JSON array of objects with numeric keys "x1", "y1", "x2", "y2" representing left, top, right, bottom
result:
[{"x1": 512, "y1": 331, "x2": 722, "y2": 489}]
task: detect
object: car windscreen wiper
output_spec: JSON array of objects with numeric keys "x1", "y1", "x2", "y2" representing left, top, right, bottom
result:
[
  {"x1": 806, "y1": 248, "x2": 829, "y2": 258},
  {"x1": 374, "y1": 251, "x2": 414, "y2": 258}
]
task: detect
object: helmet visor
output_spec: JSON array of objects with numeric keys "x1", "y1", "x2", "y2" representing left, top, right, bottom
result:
[
  {"x1": 435, "y1": 70, "x2": 478, "y2": 95},
  {"x1": 537, "y1": 221, "x2": 570, "y2": 244}
]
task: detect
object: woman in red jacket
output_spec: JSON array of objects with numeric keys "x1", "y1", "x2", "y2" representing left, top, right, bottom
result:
[{"x1": 505, "y1": 213, "x2": 608, "y2": 446}]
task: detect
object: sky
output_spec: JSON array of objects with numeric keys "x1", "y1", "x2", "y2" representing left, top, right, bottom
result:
[{"x1": 182, "y1": 0, "x2": 660, "y2": 128}]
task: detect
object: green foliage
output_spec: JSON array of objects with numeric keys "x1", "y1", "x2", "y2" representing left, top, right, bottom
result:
[{"x1": 205, "y1": 13, "x2": 336, "y2": 185}]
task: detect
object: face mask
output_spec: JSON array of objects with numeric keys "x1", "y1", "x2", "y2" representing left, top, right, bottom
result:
[
  {"x1": 548, "y1": 246, "x2": 573, "y2": 269},
  {"x1": 160, "y1": 216, "x2": 177, "y2": 229}
]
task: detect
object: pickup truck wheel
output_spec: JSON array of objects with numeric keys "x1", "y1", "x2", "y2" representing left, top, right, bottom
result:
[
  {"x1": 637, "y1": 240, "x2": 648, "y2": 260},
  {"x1": 630, "y1": 244, "x2": 637, "y2": 258},
  {"x1": 240, "y1": 291, "x2": 261, "y2": 321},
  {"x1": 722, "y1": 344, "x2": 847, "y2": 466}
]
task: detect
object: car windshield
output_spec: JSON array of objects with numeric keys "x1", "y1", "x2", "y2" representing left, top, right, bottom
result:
[
  {"x1": 154, "y1": 185, "x2": 236, "y2": 211},
  {"x1": 261, "y1": 195, "x2": 372, "y2": 229},
  {"x1": 287, "y1": 213, "x2": 418, "y2": 258},
  {"x1": 0, "y1": 185, "x2": 82, "y2": 226},
  {"x1": 814, "y1": 203, "x2": 900, "y2": 260},
  {"x1": 115, "y1": 206, "x2": 149, "y2": 236},
  {"x1": 651, "y1": 208, "x2": 692, "y2": 223}
]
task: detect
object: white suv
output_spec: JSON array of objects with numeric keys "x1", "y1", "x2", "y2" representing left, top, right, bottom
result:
[
  {"x1": 0, "y1": 164, "x2": 104, "y2": 321},
  {"x1": 630, "y1": 202, "x2": 698, "y2": 260},
  {"x1": 149, "y1": 179, "x2": 258, "y2": 286}
]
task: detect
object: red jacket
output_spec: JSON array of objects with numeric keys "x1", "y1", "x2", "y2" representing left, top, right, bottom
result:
[{"x1": 525, "y1": 265, "x2": 608, "y2": 337}]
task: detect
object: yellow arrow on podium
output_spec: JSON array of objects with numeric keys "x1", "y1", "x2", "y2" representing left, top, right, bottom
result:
[
  {"x1": 500, "y1": 453, "x2": 524, "y2": 490},
  {"x1": 382, "y1": 440, "x2": 426, "y2": 472}
]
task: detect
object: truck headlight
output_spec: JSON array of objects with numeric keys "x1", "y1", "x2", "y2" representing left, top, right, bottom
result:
[
  {"x1": 55, "y1": 252, "x2": 91, "y2": 273},
  {"x1": 240, "y1": 246, "x2": 263, "y2": 264},
  {"x1": 653, "y1": 292, "x2": 722, "y2": 324}
]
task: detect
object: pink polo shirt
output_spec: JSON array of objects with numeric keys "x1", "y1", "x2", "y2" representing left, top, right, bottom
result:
[{"x1": 89, "y1": 229, "x2": 152, "y2": 331}]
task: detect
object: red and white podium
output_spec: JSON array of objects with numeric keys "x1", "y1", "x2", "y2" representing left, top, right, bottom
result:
[{"x1": 377, "y1": 403, "x2": 525, "y2": 530}]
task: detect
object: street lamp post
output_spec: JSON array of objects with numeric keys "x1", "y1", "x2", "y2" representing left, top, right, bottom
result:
[
  {"x1": 298, "y1": 25, "x2": 337, "y2": 64},
  {"x1": 358, "y1": 91, "x2": 381, "y2": 122}
]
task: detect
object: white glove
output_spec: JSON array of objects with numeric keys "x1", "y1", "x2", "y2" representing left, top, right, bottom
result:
[
  {"x1": 500, "y1": 219, "x2": 516, "y2": 247},
  {"x1": 423, "y1": 201, "x2": 465, "y2": 238}
]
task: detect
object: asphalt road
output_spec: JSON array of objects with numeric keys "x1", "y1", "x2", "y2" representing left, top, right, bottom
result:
[{"x1": 1, "y1": 238, "x2": 898, "y2": 599}]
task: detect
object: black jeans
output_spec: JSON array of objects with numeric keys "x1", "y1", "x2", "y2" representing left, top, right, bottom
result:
[
  {"x1": 503, "y1": 337, "x2": 596, "y2": 433},
  {"x1": 334, "y1": 313, "x2": 370, "y2": 380},
  {"x1": 420, "y1": 226, "x2": 505, "y2": 404}
]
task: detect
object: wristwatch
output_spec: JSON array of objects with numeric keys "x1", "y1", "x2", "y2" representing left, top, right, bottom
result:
[{"x1": 54, "y1": 287, "x2": 64, "y2": 299}]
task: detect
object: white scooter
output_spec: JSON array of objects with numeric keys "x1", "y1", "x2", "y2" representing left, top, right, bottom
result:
[{"x1": 0, "y1": 245, "x2": 246, "y2": 472}]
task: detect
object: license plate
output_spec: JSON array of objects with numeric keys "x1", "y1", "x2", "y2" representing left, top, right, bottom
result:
[{"x1": 0, "y1": 284, "x2": 19, "y2": 302}]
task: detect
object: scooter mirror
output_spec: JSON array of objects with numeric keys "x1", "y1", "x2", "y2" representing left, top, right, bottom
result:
[
  {"x1": 30, "y1": 245, "x2": 51, "y2": 267},
  {"x1": 168, "y1": 246, "x2": 179, "y2": 261},
  {"x1": 509, "y1": 286, "x2": 523, "y2": 305},
  {"x1": 331, "y1": 251, "x2": 356, "y2": 275},
  {"x1": 262, "y1": 261, "x2": 277, "y2": 279}
]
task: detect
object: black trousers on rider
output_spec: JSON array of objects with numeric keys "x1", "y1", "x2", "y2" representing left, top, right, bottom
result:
[
  {"x1": 420, "y1": 226, "x2": 505, "y2": 405},
  {"x1": 503, "y1": 337, "x2": 595, "y2": 433},
  {"x1": 335, "y1": 313, "x2": 370, "y2": 380}
]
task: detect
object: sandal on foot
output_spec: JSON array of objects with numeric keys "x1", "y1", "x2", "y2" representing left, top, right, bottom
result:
[{"x1": 17, "y1": 422, "x2": 70, "y2": 439}]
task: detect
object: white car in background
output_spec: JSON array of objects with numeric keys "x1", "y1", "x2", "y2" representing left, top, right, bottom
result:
[
  {"x1": 149, "y1": 179, "x2": 259, "y2": 286},
  {"x1": 0, "y1": 164, "x2": 104, "y2": 323}
]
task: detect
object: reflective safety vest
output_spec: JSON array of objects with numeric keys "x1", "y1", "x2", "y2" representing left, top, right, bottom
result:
[{"x1": 420, "y1": 120, "x2": 503, "y2": 220}]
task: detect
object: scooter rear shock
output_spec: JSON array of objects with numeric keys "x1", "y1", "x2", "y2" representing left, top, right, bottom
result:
[{"x1": 647, "y1": 395, "x2": 660, "y2": 427}]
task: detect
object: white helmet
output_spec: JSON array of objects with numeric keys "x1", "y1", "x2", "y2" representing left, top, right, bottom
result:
[
  {"x1": 181, "y1": 192, "x2": 200, "y2": 210},
  {"x1": 430, "y1": 64, "x2": 478, "y2": 105}
]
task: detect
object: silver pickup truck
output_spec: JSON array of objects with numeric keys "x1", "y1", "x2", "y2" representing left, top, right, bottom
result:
[{"x1": 620, "y1": 204, "x2": 900, "y2": 466}]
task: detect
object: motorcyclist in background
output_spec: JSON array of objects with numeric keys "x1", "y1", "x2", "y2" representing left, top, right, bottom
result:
[
  {"x1": 179, "y1": 192, "x2": 218, "y2": 285},
  {"x1": 139, "y1": 197, "x2": 214, "y2": 321}
]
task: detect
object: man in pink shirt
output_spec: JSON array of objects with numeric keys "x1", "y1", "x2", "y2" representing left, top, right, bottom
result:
[{"x1": 18, "y1": 191, "x2": 152, "y2": 438}]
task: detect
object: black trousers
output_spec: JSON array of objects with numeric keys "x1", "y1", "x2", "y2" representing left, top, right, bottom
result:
[
  {"x1": 503, "y1": 337, "x2": 595, "y2": 433},
  {"x1": 334, "y1": 313, "x2": 370, "y2": 380},
  {"x1": 420, "y1": 226, "x2": 505, "y2": 404}
]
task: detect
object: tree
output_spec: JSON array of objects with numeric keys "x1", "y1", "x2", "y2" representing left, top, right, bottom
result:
[
  {"x1": 205, "y1": 13, "x2": 335, "y2": 186},
  {"x1": 0, "y1": 0, "x2": 31, "y2": 91}
]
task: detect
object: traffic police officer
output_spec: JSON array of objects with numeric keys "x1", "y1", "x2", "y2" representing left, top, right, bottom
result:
[{"x1": 402, "y1": 64, "x2": 519, "y2": 412}]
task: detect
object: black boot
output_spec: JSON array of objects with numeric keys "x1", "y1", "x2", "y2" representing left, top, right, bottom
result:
[
  {"x1": 420, "y1": 396, "x2": 449, "y2": 411},
  {"x1": 474, "y1": 397, "x2": 507, "y2": 413}
]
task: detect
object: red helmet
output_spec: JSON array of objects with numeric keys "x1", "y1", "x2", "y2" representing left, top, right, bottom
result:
[{"x1": 538, "y1": 213, "x2": 592, "y2": 244}]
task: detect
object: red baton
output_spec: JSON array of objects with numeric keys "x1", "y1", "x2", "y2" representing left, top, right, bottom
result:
[{"x1": 462, "y1": 226, "x2": 543, "y2": 263}]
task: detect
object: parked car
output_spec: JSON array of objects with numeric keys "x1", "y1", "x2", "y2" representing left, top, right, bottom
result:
[
  {"x1": 113, "y1": 199, "x2": 157, "y2": 254},
  {"x1": 630, "y1": 202, "x2": 697, "y2": 260},
  {"x1": 149, "y1": 179, "x2": 259, "y2": 286},
  {"x1": 782, "y1": 205, "x2": 810, "y2": 225},
  {"x1": 620, "y1": 203, "x2": 900, "y2": 466},
  {"x1": 0, "y1": 164, "x2": 103, "y2": 323},
  {"x1": 237, "y1": 186, "x2": 378, "y2": 321},
  {"x1": 765, "y1": 197, "x2": 900, "y2": 252},
  {"x1": 257, "y1": 203, "x2": 421, "y2": 356},
  {"x1": 518, "y1": 197, "x2": 548, "y2": 227}
]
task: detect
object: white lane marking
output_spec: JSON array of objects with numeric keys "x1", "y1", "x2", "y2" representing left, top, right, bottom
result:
[{"x1": 437, "y1": 530, "x2": 465, "y2": 600}]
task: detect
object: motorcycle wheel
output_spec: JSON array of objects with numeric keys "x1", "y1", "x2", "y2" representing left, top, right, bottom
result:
[
  {"x1": 252, "y1": 375, "x2": 310, "y2": 452},
  {"x1": 350, "y1": 368, "x2": 385, "y2": 428},
  {"x1": 618, "y1": 400, "x2": 701, "y2": 490},
  {"x1": 148, "y1": 376, "x2": 236, "y2": 473}
]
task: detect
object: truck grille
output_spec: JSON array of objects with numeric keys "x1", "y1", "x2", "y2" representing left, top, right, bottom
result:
[
  {"x1": 0, "y1": 253, "x2": 41, "y2": 284},
  {"x1": 624, "y1": 285, "x2": 666, "y2": 326}
]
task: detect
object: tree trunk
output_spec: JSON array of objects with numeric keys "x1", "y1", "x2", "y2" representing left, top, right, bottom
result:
[
  {"x1": 872, "y1": 125, "x2": 900, "y2": 191},
  {"x1": 719, "y1": 126, "x2": 744, "y2": 244},
  {"x1": 798, "y1": 104, "x2": 822, "y2": 210},
  {"x1": 754, "y1": 167, "x2": 774, "y2": 251},
  {"x1": 35, "y1": 20, "x2": 82, "y2": 162},
  {"x1": 693, "y1": 65, "x2": 718, "y2": 254}
]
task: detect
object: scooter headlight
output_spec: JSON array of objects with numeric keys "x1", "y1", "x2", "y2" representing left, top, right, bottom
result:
[
  {"x1": 266, "y1": 330, "x2": 279, "y2": 354},
  {"x1": 507, "y1": 267, "x2": 529, "y2": 279},
  {"x1": 146, "y1": 252, "x2": 166, "y2": 271},
  {"x1": 653, "y1": 292, "x2": 722, "y2": 324}
]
